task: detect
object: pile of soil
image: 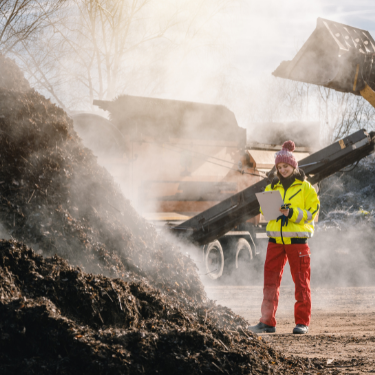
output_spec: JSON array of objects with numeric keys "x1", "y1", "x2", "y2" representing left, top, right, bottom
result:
[
  {"x1": 0, "y1": 56, "x2": 335, "y2": 374},
  {"x1": 0, "y1": 240, "x2": 330, "y2": 374},
  {"x1": 0, "y1": 55, "x2": 203, "y2": 302}
]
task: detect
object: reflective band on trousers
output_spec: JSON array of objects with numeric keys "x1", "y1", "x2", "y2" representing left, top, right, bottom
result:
[
  {"x1": 295, "y1": 208, "x2": 304, "y2": 223},
  {"x1": 267, "y1": 231, "x2": 313, "y2": 238}
]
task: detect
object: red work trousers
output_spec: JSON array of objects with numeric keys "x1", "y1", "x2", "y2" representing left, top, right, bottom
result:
[{"x1": 260, "y1": 242, "x2": 311, "y2": 327}]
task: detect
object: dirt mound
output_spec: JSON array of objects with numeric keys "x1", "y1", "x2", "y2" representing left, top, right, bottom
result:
[
  {"x1": 0, "y1": 56, "x2": 337, "y2": 374},
  {"x1": 0, "y1": 240, "x2": 329, "y2": 374},
  {"x1": 0, "y1": 58, "x2": 204, "y2": 302}
]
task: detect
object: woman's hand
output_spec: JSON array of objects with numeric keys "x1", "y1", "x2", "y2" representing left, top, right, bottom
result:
[{"x1": 279, "y1": 208, "x2": 289, "y2": 217}]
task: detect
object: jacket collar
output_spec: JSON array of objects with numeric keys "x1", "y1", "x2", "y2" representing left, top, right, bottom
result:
[
  {"x1": 275, "y1": 179, "x2": 302, "y2": 189},
  {"x1": 271, "y1": 169, "x2": 306, "y2": 189}
]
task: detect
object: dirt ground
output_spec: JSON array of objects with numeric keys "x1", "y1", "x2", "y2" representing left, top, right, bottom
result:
[{"x1": 206, "y1": 285, "x2": 375, "y2": 373}]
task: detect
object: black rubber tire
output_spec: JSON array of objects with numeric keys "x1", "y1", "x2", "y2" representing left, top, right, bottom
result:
[
  {"x1": 204, "y1": 240, "x2": 224, "y2": 280},
  {"x1": 235, "y1": 238, "x2": 253, "y2": 271}
]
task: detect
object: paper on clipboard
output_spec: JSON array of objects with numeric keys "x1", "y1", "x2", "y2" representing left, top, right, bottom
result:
[{"x1": 255, "y1": 191, "x2": 284, "y2": 221}]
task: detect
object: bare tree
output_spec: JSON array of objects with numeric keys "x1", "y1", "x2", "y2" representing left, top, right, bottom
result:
[
  {"x1": 315, "y1": 86, "x2": 375, "y2": 142},
  {"x1": 11, "y1": 0, "x2": 230, "y2": 109},
  {"x1": 0, "y1": 0, "x2": 63, "y2": 53},
  {"x1": 243, "y1": 76, "x2": 375, "y2": 144}
]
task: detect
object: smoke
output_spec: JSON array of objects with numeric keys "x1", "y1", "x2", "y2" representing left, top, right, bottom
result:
[
  {"x1": 30, "y1": 0, "x2": 375, "y2": 294},
  {"x1": 72, "y1": 96, "x2": 247, "y2": 217},
  {"x1": 11, "y1": 0, "x2": 375, "y2": 143},
  {"x1": 0, "y1": 223, "x2": 11, "y2": 241},
  {"x1": 308, "y1": 155, "x2": 375, "y2": 286},
  {"x1": 70, "y1": 92, "x2": 375, "y2": 293}
]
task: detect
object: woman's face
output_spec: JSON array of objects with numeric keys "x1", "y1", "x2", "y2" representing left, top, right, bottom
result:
[{"x1": 277, "y1": 163, "x2": 294, "y2": 178}]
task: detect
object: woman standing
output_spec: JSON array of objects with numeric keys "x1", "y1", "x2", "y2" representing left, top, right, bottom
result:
[{"x1": 249, "y1": 140, "x2": 320, "y2": 334}]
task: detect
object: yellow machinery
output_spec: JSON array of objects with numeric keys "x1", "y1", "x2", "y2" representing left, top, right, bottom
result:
[{"x1": 273, "y1": 17, "x2": 375, "y2": 107}]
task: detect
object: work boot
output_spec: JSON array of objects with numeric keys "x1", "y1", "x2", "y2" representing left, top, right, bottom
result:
[
  {"x1": 293, "y1": 324, "x2": 308, "y2": 334},
  {"x1": 247, "y1": 322, "x2": 276, "y2": 333}
]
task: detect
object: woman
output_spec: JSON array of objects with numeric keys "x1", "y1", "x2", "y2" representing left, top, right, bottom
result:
[{"x1": 249, "y1": 140, "x2": 320, "y2": 335}]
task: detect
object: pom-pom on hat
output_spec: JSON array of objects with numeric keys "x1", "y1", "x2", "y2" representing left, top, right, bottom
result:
[{"x1": 275, "y1": 140, "x2": 298, "y2": 169}]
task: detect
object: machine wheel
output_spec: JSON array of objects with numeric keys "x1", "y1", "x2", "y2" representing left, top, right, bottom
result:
[
  {"x1": 204, "y1": 240, "x2": 224, "y2": 279},
  {"x1": 235, "y1": 238, "x2": 253, "y2": 271}
]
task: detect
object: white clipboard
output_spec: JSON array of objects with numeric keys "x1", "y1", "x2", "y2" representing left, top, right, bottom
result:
[{"x1": 255, "y1": 191, "x2": 284, "y2": 221}]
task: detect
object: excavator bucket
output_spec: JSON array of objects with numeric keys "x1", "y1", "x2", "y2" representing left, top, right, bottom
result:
[{"x1": 273, "y1": 18, "x2": 375, "y2": 96}]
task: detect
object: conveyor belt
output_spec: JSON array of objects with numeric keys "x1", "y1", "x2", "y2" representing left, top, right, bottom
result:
[{"x1": 171, "y1": 129, "x2": 375, "y2": 245}]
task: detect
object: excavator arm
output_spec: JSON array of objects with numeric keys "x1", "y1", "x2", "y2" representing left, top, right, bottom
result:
[
  {"x1": 172, "y1": 129, "x2": 375, "y2": 245},
  {"x1": 273, "y1": 18, "x2": 375, "y2": 108}
]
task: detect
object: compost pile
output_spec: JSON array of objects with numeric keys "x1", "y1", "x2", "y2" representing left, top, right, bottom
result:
[
  {"x1": 0, "y1": 240, "x2": 331, "y2": 374},
  {"x1": 0, "y1": 56, "x2": 333, "y2": 374},
  {"x1": 0, "y1": 55, "x2": 204, "y2": 302}
]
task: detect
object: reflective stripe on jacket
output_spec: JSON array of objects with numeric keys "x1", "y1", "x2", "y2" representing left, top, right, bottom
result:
[{"x1": 261, "y1": 178, "x2": 320, "y2": 245}]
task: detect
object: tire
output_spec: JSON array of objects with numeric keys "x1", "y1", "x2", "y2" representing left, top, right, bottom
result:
[
  {"x1": 204, "y1": 240, "x2": 224, "y2": 280},
  {"x1": 235, "y1": 238, "x2": 253, "y2": 271}
]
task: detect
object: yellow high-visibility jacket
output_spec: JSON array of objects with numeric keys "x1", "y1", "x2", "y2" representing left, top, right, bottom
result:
[{"x1": 261, "y1": 177, "x2": 320, "y2": 244}]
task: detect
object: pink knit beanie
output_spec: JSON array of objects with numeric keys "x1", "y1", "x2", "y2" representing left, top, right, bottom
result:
[{"x1": 275, "y1": 141, "x2": 298, "y2": 169}]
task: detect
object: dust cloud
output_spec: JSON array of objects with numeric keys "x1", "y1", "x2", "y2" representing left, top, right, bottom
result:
[
  {"x1": 72, "y1": 95, "x2": 245, "y2": 214},
  {"x1": 310, "y1": 155, "x2": 375, "y2": 287},
  {"x1": 71, "y1": 95, "x2": 375, "y2": 293},
  {"x1": 43, "y1": 1, "x2": 375, "y2": 292},
  {"x1": 3, "y1": 2, "x2": 375, "y2": 373},
  {"x1": 70, "y1": 96, "x2": 243, "y2": 287},
  {"x1": 0, "y1": 55, "x2": 209, "y2": 308}
]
